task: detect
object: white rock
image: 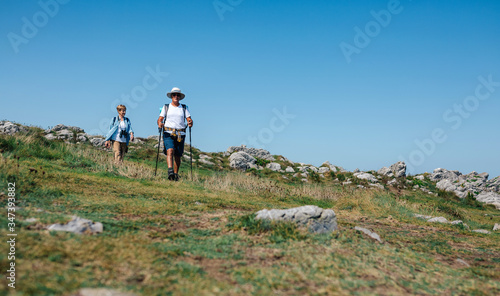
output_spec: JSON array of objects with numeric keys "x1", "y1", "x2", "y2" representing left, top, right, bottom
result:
[
  {"x1": 369, "y1": 184, "x2": 384, "y2": 190},
  {"x1": 472, "y1": 229, "x2": 490, "y2": 234},
  {"x1": 475, "y1": 192, "x2": 500, "y2": 210},
  {"x1": 493, "y1": 223, "x2": 499, "y2": 231},
  {"x1": 387, "y1": 179, "x2": 397, "y2": 186},
  {"x1": 229, "y1": 151, "x2": 256, "y2": 171},
  {"x1": 414, "y1": 214, "x2": 433, "y2": 220},
  {"x1": 354, "y1": 226, "x2": 383, "y2": 243},
  {"x1": 256, "y1": 205, "x2": 337, "y2": 234},
  {"x1": 266, "y1": 162, "x2": 282, "y2": 172},
  {"x1": 353, "y1": 173, "x2": 378, "y2": 183},
  {"x1": 455, "y1": 259, "x2": 470, "y2": 267},
  {"x1": 318, "y1": 167, "x2": 330, "y2": 174},
  {"x1": 427, "y1": 217, "x2": 448, "y2": 223},
  {"x1": 47, "y1": 216, "x2": 103, "y2": 234},
  {"x1": 285, "y1": 166, "x2": 295, "y2": 173}
]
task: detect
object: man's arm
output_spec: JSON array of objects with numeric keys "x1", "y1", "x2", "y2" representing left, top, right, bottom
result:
[
  {"x1": 158, "y1": 116, "x2": 165, "y2": 128},
  {"x1": 187, "y1": 117, "x2": 193, "y2": 127}
]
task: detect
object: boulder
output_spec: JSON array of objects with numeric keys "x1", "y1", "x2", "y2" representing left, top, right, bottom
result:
[
  {"x1": 266, "y1": 162, "x2": 281, "y2": 172},
  {"x1": 378, "y1": 161, "x2": 406, "y2": 178},
  {"x1": 472, "y1": 229, "x2": 490, "y2": 234},
  {"x1": 255, "y1": 205, "x2": 337, "y2": 234},
  {"x1": 229, "y1": 151, "x2": 256, "y2": 171},
  {"x1": 436, "y1": 179, "x2": 456, "y2": 192},
  {"x1": 427, "y1": 217, "x2": 448, "y2": 223},
  {"x1": 321, "y1": 161, "x2": 338, "y2": 173},
  {"x1": 475, "y1": 192, "x2": 500, "y2": 210},
  {"x1": 414, "y1": 175, "x2": 425, "y2": 181},
  {"x1": 318, "y1": 167, "x2": 330, "y2": 174},
  {"x1": 387, "y1": 179, "x2": 397, "y2": 186},
  {"x1": 285, "y1": 166, "x2": 295, "y2": 173},
  {"x1": 47, "y1": 216, "x2": 103, "y2": 234},
  {"x1": 390, "y1": 161, "x2": 406, "y2": 178},
  {"x1": 377, "y1": 166, "x2": 393, "y2": 177},
  {"x1": 493, "y1": 223, "x2": 500, "y2": 231},
  {"x1": 486, "y1": 176, "x2": 500, "y2": 192},
  {"x1": 227, "y1": 145, "x2": 274, "y2": 161},
  {"x1": 353, "y1": 172, "x2": 378, "y2": 183},
  {"x1": 90, "y1": 137, "x2": 106, "y2": 147},
  {"x1": 430, "y1": 168, "x2": 461, "y2": 182}
]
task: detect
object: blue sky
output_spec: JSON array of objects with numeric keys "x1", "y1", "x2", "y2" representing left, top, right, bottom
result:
[{"x1": 1, "y1": 0, "x2": 500, "y2": 177}]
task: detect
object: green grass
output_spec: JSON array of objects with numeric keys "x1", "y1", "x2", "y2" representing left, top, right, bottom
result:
[{"x1": 0, "y1": 131, "x2": 499, "y2": 295}]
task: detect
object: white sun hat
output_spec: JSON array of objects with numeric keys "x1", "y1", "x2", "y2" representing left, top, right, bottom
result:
[{"x1": 167, "y1": 87, "x2": 185, "y2": 100}]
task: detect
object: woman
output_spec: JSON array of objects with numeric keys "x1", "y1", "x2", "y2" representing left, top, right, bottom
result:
[{"x1": 105, "y1": 104, "x2": 134, "y2": 164}]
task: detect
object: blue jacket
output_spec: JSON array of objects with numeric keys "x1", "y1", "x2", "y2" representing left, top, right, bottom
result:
[{"x1": 104, "y1": 117, "x2": 134, "y2": 145}]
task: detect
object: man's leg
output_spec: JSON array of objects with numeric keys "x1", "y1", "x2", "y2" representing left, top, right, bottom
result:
[
  {"x1": 173, "y1": 155, "x2": 181, "y2": 174},
  {"x1": 172, "y1": 136, "x2": 185, "y2": 181},
  {"x1": 163, "y1": 134, "x2": 176, "y2": 180},
  {"x1": 166, "y1": 148, "x2": 175, "y2": 180}
]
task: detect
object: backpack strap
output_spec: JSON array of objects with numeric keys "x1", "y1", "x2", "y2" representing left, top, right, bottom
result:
[
  {"x1": 112, "y1": 116, "x2": 117, "y2": 125},
  {"x1": 163, "y1": 104, "x2": 169, "y2": 124},
  {"x1": 181, "y1": 104, "x2": 187, "y2": 122}
]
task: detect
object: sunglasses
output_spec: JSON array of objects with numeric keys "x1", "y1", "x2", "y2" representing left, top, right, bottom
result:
[{"x1": 171, "y1": 93, "x2": 181, "y2": 97}]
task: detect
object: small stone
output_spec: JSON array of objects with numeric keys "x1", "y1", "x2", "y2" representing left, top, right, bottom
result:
[
  {"x1": 427, "y1": 217, "x2": 448, "y2": 223},
  {"x1": 472, "y1": 229, "x2": 490, "y2": 234},
  {"x1": 354, "y1": 226, "x2": 383, "y2": 243},
  {"x1": 455, "y1": 259, "x2": 470, "y2": 267}
]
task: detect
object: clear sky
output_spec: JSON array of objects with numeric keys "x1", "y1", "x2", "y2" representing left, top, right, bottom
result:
[{"x1": 1, "y1": 0, "x2": 500, "y2": 177}]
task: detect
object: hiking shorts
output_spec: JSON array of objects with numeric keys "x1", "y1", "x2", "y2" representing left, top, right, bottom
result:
[{"x1": 163, "y1": 133, "x2": 186, "y2": 157}]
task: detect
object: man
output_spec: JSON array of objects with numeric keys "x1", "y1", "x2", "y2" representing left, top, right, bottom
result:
[{"x1": 157, "y1": 87, "x2": 193, "y2": 181}]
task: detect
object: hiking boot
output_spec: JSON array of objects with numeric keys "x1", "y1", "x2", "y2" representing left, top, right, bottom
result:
[
  {"x1": 168, "y1": 168, "x2": 175, "y2": 181},
  {"x1": 174, "y1": 173, "x2": 179, "y2": 181}
]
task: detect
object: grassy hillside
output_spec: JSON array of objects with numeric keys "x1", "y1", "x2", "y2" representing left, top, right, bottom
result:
[{"x1": 0, "y1": 127, "x2": 499, "y2": 295}]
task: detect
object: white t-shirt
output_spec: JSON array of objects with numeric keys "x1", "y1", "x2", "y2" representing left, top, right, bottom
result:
[
  {"x1": 112, "y1": 120, "x2": 128, "y2": 143},
  {"x1": 160, "y1": 104, "x2": 191, "y2": 135}
]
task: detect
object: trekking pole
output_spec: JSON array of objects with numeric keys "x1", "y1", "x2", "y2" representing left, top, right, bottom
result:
[
  {"x1": 189, "y1": 126, "x2": 193, "y2": 182},
  {"x1": 155, "y1": 127, "x2": 163, "y2": 177}
]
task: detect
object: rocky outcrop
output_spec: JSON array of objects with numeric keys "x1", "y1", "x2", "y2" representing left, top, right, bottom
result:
[
  {"x1": 0, "y1": 121, "x2": 28, "y2": 135},
  {"x1": 432, "y1": 168, "x2": 499, "y2": 201},
  {"x1": 44, "y1": 124, "x2": 90, "y2": 143},
  {"x1": 227, "y1": 145, "x2": 274, "y2": 161},
  {"x1": 255, "y1": 205, "x2": 337, "y2": 234}
]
